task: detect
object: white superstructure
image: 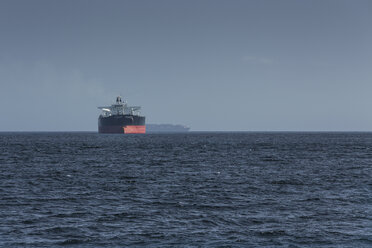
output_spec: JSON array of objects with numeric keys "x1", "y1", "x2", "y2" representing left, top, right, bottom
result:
[{"x1": 98, "y1": 96, "x2": 142, "y2": 117}]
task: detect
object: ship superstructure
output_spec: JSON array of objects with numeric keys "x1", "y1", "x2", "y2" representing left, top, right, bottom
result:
[{"x1": 97, "y1": 96, "x2": 146, "y2": 134}]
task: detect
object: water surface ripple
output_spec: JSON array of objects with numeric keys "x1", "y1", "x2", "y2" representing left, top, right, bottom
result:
[{"x1": 0, "y1": 132, "x2": 371, "y2": 247}]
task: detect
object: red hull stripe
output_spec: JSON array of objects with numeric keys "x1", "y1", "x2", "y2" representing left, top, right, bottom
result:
[{"x1": 123, "y1": 125, "x2": 146, "y2": 134}]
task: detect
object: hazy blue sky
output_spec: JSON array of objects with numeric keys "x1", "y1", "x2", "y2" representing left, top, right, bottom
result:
[{"x1": 0, "y1": 0, "x2": 371, "y2": 131}]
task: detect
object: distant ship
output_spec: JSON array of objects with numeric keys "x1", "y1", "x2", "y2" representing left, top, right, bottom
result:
[
  {"x1": 98, "y1": 96, "x2": 145, "y2": 134},
  {"x1": 147, "y1": 124, "x2": 190, "y2": 133}
]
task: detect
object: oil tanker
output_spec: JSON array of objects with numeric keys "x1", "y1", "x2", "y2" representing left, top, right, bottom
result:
[
  {"x1": 98, "y1": 96, "x2": 145, "y2": 134},
  {"x1": 146, "y1": 124, "x2": 190, "y2": 133}
]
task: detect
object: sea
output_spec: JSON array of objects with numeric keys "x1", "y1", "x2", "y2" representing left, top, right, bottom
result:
[{"x1": 0, "y1": 132, "x2": 371, "y2": 247}]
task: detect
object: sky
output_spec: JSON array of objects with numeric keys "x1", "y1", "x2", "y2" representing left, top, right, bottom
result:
[{"x1": 0, "y1": 0, "x2": 371, "y2": 131}]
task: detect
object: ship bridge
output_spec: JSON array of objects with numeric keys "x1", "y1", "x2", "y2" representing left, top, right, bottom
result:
[{"x1": 98, "y1": 96, "x2": 142, "y2": 117}]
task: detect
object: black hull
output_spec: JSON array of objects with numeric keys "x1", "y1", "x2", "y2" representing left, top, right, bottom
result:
[{"x1": 98, "y1": 115, "x2": 146, "y2": 133}]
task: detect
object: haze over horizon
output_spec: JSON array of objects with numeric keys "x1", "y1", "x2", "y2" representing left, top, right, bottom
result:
[{"x1": 0, "y1": 0, "x2": 371, "y2": 131}]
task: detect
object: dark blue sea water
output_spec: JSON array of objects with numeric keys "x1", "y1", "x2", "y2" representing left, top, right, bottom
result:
[{"x1": 0, "y1": 132, "x2": 371, "y2": 247}]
